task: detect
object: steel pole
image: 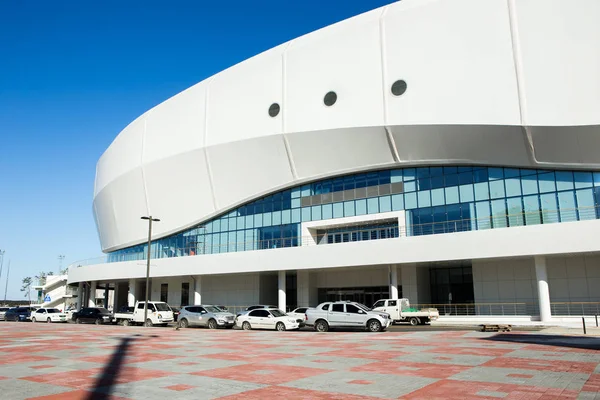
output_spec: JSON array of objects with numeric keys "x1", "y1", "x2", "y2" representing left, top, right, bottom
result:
[
  {"x1": 3, "y1": 260, "x2": 10, "y2": 301},
  {"x1": 143, "y1": 218, "x2": 153, "y2": 326},
  {"x1": 0, "y1": 250, "x2": 5, "y2": 289}
]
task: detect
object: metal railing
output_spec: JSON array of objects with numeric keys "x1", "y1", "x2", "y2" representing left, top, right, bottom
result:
[
  {"x1": 550, "y1": 302, "x2": 600, "y2": 316},
  {"x1": 70, "y1": 205, "x2": 600, "y2": 268}
]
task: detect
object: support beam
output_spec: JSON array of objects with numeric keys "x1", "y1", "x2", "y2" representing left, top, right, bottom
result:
[
  {"x1": 535, "y1": 256, "x2": 552, "y2": 323},
  {"x1": 400, "y1": 264, "x2": 419, "y2": 302},
  {"x1": 104, "y1": 285, "x2": 109, "y2": 309},
  {"x1": 89, "y1": 281, "x2": 97, "y2": 307},
  {"x1": 194, "y1": 276, "x2": 202, "y2": 305},
  {"x1": 76, "y1": 282, "x2": 83, "y2": 311},
  {"x1": 113, "y1": 282, "x2": 120, "y2": 312},
  {"x1": 128, "y1": 279, "x2": 137, "y2": 307},
  {"x1": 389, "y1": 265, "x2": 399, "y2": 300},
  {"x1": 278, "y1": 270, "x2": 286, "y2": 312}
]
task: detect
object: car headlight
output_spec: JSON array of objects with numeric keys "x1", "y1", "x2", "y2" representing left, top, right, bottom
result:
[
  {"x1": 158, "y1": 314, "x2": 162, "y2": 319},
  {"x1": 288, "y1": 319, "x2": 296, "y2": 323}
]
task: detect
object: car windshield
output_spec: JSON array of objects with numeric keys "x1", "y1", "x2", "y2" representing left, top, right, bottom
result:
[
  {"x1": 47, "y1": 309, "x2": 60, "y2": 313},
  {"x1": 155, "y1": 303, "x2": 171, "y2": 312},
  {"x1": 355, "y1": 303, "x2": 371, "y2": 311},
  {"x1": 205, "y1": 306, "x2": 221, "y2": 313},
  {"x1": 270, "y1": 309, "x2": 286, "y2": 318}
]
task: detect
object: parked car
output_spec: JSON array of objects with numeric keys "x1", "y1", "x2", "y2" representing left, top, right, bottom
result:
[
  {"x1": 32, "y1": 308, "x2": 69, "y2": 323},
  {"x1": 0, "y1": 307, "x2": 10, "y2": 321},
  {"x1": 305, "y1": 301, "x2": 391, "y2": 332},
  {"x1": 113, "y1": 301, "x2": 174, "y2": 327},
  {"x1": 287, "y1": 307, "x2": 309, "y2": 327},
  {"x1": 71, "y1": 307, "x2": 113, "y2": 325},
  {"x1": 372, "y1": 298, "x2": 439, "y2": 326},
  {"x1": 215, "y1": 305, "x2": 228, "y2": 312},
  {"x1": 178, "y1": 305, "x2": 236, "y2": 329},
  {"x1": 237, "y1": 304, "x2": 277, "y2": 317},
  {"x1": 235, "y1": 308, "x2": 299, "y2": 331},
  {"x1": 4, "y1": 307, "x2": 32, "y2": 322}
]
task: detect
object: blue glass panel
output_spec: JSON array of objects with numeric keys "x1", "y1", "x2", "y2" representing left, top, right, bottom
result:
[
  {"x1": 457, "y1": 166, "x2": 472, "y2": 173},
  {"x1": 391, "y1": 194, "x2": 404, "y2": 211},
  {"x1": 355, "y1": 199, "x2": 367, "y2": 215},
  {"x1": 333, "y1": 202, "x2": 344, "y2": 218},
  {"x1": 459, "y1": 184, "x2": 474, "y2": 202},
  {"x1": 311, "y1": 205, "x2": 322, "y2": 221},
  {"x1": 391, "y1": 169, "x2": 402, "y2": 183},
  {"x1": 272, "y1": 210, "x2": 282, "y2": 225},
  {"x1": 574, "y1": 172, "x2": 593, "y2": 189},
  {"x1": 505, "y1": 178, "x2": 522, "y2": 197},
  {"x1": 431, "y1": 175, "x2": 444, "y2": 189},
  {"x1": 594, "y1": 172, "x2": 600, "y2": 187},
  {"x1": 417, "y1": 167, "x2": 430, "y2": 178},
  {"x1": 538, "y1": 172, "x2": 556, "y2": 193},
  {"x1": 236, "y1": 216, "x2": 245, "y2": 230},
  {"x1": 444, "y1": 166, "x2": 458, "y2": 174},
  {"x1": 558, "y1": 191, "x2": 577, "y2": 222},
  {"x1": 473, "y1": 169, "x2": 489, "y2": 183},
  {"x1": 430, "y1": 167, "x2": 443, "y2": 176},
  {"x1": 404, "y1": 181, "x2": 416, "y2": 192},
  {"x1": 506, "y1": 197, "x2": 524, "y2": 227},
  {"x1": 475, "y1": 201, "x2": 491, "y2": 230},
  {"x1": 431, "y1": 188, "x2": 445, "y2": 206},
  {"x1": 220, "y1": 233, "x2": 228, "y2": 253},
  {"x1": 540, "y1": 193, "x2": 559, "y2": 224},
  {"x1": 523, "y1": 195, "x2": 541, "y2": 225},
  {"x1": 445, "y1": 187, "x2": 459, "y2": 204},
  {"x1": 291, "y1": 198, "x2": 301, "y2": 208},
  {"x1": 332, "y1": 179, "x2": 344, "y2": 192},
  {"x1": 344, "y1": 201, "x2": 355, "y2": 217},
  {"x1": 403, "y1": 168, "x2": 415, "y2": 181},
  {"x1": 291, "y1": 208, "x2": 301, "y2": 223},
  {"x1": 576, "y1": 188, "x2": 595, "y2": 220},
  {"x1": 520, "y1": 169, "x2": 536, "y2": 176},
  {"x1": 322, "y1": 203, "x2": 333, "y2": 220},
  {"x1": 488, "y1": 168, "x2": 503, "y2": 180},
  {"x1": 556, "y1": 171, "x2": 574, "y2": 191},
  {"x1": 379, "y1": 195, "x2": 392, "y2": 213},
  {"x1": 263, "y1": 212, "x2": 272, "y2": 226},
  {"x1": 444, "y1": 174, "x2": 458, "y2": 187},
  {"x1": 474, "y1": 182, "x2": 490, "y2": 201},
  {"x1": 378, "y1": 170, "x2": 391, "y2": 184},
  {"x1": 418, "y1": 190, "x2": 431, "y2": 207},
  {"x1": 458, "y1": 172, "x2": 473, "y2": 185},
  {"x1": 301, "y1": 185, "x2": 311, "y2": 197},
  {"x1": 301, "y1": 207, "x2": 311, "y2": 222},
  {"x1": 254, "y1": 213, "x2": 263, "y2": 228},
  {"x1": 491, "y1": 199, "x2": 507, "y2": 228},
  {"x1": 367, "y1": 198, "x2": 379, "y2": 214},
  {"x1": 521, "y1": 175, "x2": 538, "y2": 195},
  {"x1": 504, "y1": 168, "x2": 520, "y2": 178},
  {"x1": 405, "y1": 192, "x2": 418, "y2": 209},
  {"x1": 489, "y1": 180, "x2": 505, "y2": 199},
  {"x1": 281, "y1": 209, "x2": 290, "y2": 224},
  {"x1": 417, "y1": 177, "x2": 431, "y2": 190},
  {"x1": 212, "y1": 219, "x2": 221, "y2": 232}
]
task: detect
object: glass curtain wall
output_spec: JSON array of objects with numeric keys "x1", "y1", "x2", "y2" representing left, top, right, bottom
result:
[{"x1": 108, "y1": 167, "x2": 600, "y2": 263}]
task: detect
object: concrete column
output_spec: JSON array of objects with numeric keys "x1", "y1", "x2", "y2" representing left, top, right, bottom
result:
[
  {"x1": 128, "y1": 279, "x2": 137, "y2": 307},
  {"x1": 113, "y1": 282, "x2": 120, "y2": 312},
  {"x1": 400, "y1": 264, "x2": 419, "y2": 303},
  {"x1": 76, "y1": 282, "x2": 83, "y2": 310},
  {"x1": 278, "y1": 270, "x2": 286, "y2": 312},
  {"x1": 194, "y1": 276, "x2": 202, "y2": 305},
  {"x1": 89, "y1": 281, "x2": 97, "y2": 307},
  {"x1": 535, "y1": 256, "x2": 552, "y2": 323},
  {"x1": 104, "y1": 285, "x2": 109, "y2": 309},
  {"x1": 389, "y1": 265, "x2": 399, "y2": 300},
  {"x1": 297, "y1": 270, "x2": 310, "y2": 307}
]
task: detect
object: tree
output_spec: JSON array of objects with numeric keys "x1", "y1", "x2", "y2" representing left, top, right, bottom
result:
[
  {"x1": 35, "y1": 272, "x2": 47, "y2": 286},
  {"x1": 21, "y1": 277, "x2": 32, "y2": 301}
]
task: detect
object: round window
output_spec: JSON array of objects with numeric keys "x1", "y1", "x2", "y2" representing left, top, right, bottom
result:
[
  {"x1": 268, "y1": 103, "x2": 280, "y2": 117},
  {"x1": 391, "y1": 80, "x2": 407, "y2": 96},
  {"x1": 323, "y1": 91, "x2": 337, "y2": 107}
]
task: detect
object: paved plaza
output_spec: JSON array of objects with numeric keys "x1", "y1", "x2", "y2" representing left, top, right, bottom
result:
[{"x1": 0, "y1": 323, "x2": 598, "y2": 399}]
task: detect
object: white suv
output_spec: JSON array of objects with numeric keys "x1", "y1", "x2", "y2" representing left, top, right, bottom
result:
[{"x1": 305, "y1": 301, "x2": 392, "y2": 332}]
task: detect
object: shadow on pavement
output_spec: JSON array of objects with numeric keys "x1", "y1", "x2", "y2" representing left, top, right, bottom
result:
[{"x1": 484, "y1": 333, "x2": 600, "y2": 350}]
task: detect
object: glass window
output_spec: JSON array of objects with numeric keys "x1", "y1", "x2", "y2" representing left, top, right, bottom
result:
[
  {"x1": 445, "y1": 187, "x2": 459, "y2": 204},
  {"x1": 538, "y1": 172, "x2": 556, "y2": 193},
  {"x1": 322, "y1": 304, "x2": 330, "y2": 311},
  {"x1": 404, "y1": 193, "x2": 417, "y2": 209},
  {"x1": 263, "y1": 212, "x2": 272, "y2": 226},
  {"x1": 459, "y1": 184, "x2": 474, "y2": 202},
  {"x1": 281, "y1": 209, "x2": 290, "y2": 224},
  {"x1": 322, "y1": 204, "x2": 333, "y2": 220},
  {"x1": 301, "y1": 207, "x2": 311, "y2": 222},
  {"x1": 523, "y1": 195, "x2": 541, "y2": 225},
  {"x1": 379, "y1": 196, "x2": 392, "y2": 213},
  {"x1": 254, "y1": 213, "x2": 263, "y2": 228},
  {"x1": 474, "y1": 182, "x2": 490, "y2": 201},
  {"x1": 391, "y1": 194, "x2": 404, "y2": 211},
  {"x1": 521, "y1": 175, "x2": 538, "y2": 195},
  {"x1": 311, "y1": 205, "x2": 322, "y2": 221},
  {"x1": 473, "y1": 169, "x2": 489, "y2": 183},
  {"x1": 331, "y1": 304, "x2": 344, "y2": 312},
  {"x1": 576, "y1": 188, "x2": 595, "y2": 220},
  {"x1": 367, "y1": 198, "x2": 379, "y2": 214},
  {"x1": 504, "y1": 168, "x2": 520, "y2": 178},
  {"x1": 356, "y1": 199, "x2": 367, "y2": 215},
  {"x1": 391, "y1": 169, "x2": 402, "y2": 183},
  {"x1": 431, "y1": 188, "x2": 445, "y2": 207},
  {"x1": 458, "y1": 171, "x2": 473, "y2": 185},
  {"x1": 160, "y1": 284, "x2": 168, "y2": 303},
  {"x1": 272, "y1": 211, "x2": 281, "y2": 225},
  {"x1": 346, "y1": 304, "x2": 361, "y2": 313},
  {"x1": 291, "y1": 208, "x2": 301, "y2": 223},
  {"x1": 404, "y1": 181, "x2": 416, "y2": 192},
  {"x1": 475, "y1": 201, "x2": 491, "y2": 230},
  {"x1": 418, "y1": 190, "x2": 431, "y2": 207},
  {"x1": 301, "y1": 185, "x2": 311, "y2": 197},
  {"x1": 333, "y1": 202, "x2": 344, "y2": 218},
  {"x1": 444, "y1": 174, "x2": 458, "y2": 187},
  {"x1": 505, "y1": 177, "x2": 522, "y2": 197},
  {"x1": 245, "y1": 215, "x2": 254, "y2": 229},
  {"x1": 491, "y1": 199, "x2": 507, "y2": 228},
  {"x1": 556, "y1": 171, "x2": 574, "y2": 191},
  {"x1": 488, "y1": 168, "x2": 503, "y2": 180},
  {"x1": 403, "y1": 168, "x2": 415, "y2": 181},
  {"x1": 594, "y1": 172, "x2": 600, "y2": 187},
  {"x1": 540, "y1": 193, "x2": 559, "y2": 224},
  {"x1": 558, "y1": 190, "x2": 576, "y2": 222},
  {"x1": 489, "y1": 180, "x2": 505, "y2": 199},
  {"x1": 574, "y1": 172, "x2": 593, "y2": 189},
  {"x1": 344, "y1": 201, "x2": 355, "y2": 217}
]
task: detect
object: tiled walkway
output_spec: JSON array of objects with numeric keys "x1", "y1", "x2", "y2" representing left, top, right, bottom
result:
[{"x1": 0, "y1": 323, "x2": 598, "y2": 399}]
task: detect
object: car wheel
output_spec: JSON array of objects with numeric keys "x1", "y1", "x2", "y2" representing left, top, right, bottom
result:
[
  {"x1": 367, "y1": 319, "x2": 382, "y2": 332},
  {"x1": 276, "y1": 322, "x2": 286, "y2": 331},
  {"x1": 208, "y1": 319, "x2": 217, "y2": 330},
  {"x1": 95, "y1": 318, "x2": 102, "y2": 325},
  {"x1": 47, "y1": 318, "x2": 52, "y2": 323},
  {"x1": 32, "y1": 317, "x2": 36, "y2": 323},
  {"x1": 76, "y1": 318, "x2": 82, "y2": 324},
  {"x1": 242, "y1": 321, "x2": 251, "y2": 330},
  {"x1": 179, "y1": 318, "x2": 189, "y2": 328},
  {"x1": 315, "y1": 320, "x2": 329, "y2": 333},
  {"x1": 409, "y1": 317, "x2": 419, "y2": 326},
  {"x1": 144, "y1": 319, "x2": 153, "y2": 327}
]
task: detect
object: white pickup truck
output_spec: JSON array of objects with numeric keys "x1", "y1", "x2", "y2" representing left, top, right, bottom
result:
[
  {"x1": 113, "y1": 301, "x2": 174, "y2": 327},
  {"x1": 372, "y1": 298, "x2": 439, "y2": 326}
]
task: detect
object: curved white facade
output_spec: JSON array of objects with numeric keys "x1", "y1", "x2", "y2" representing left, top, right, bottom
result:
[{"x1": 94, "y1": 0, "x2": 600, "y2": 253}]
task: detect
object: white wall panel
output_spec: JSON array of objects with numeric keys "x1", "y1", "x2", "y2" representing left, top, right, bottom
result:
[
  {"x1": 95, "y1": 114, "x2": 146, "y2": 195},
  {"x1": 383, "y1": 0, "x2": 520, "y2": 125},
  {"x1": 284, "y1": 9, "x2": 384, "y2": 133},
  {"x1": 207, "y1": 135, "x2": 293, "y2": 211},
  {"x1": 143, "y1": 82, "x2": 207, "y2": 164},
  {"x1": 143, "y1": 149, "x2": 215, "y2": 239},
  {"x1": 515, "y1": 0, "x2": 600, "y2": 125},
  {"x1": 206, "y1": 46, "x2": 285, "y2": 147},
  {"x1": 287, "y1": 127, "x2": 394, "y2": 179}
]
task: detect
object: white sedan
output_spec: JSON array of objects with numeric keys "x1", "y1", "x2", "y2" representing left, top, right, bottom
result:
[
  {"x1": 287, "y1": 307, "x2": 308, "y2": 327},
  {"x1": 235, "y1": 308, "x2": 299, "y2": 331},
  {"x1": 31, "y1": 308, "x2": 68, "y2": 323}
]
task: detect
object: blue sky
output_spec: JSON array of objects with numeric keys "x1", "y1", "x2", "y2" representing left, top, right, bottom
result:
[{"x1": 0, "y1": 0, "x2": 395, "y2": 299}]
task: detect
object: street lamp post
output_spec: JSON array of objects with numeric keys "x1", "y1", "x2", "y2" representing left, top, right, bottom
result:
[
  {"x1": 0, "y1": 250, "x2": 5, "y2": 292},
  {"x1": 141, "y1": 216, "x2": 160, "y2": 326}
]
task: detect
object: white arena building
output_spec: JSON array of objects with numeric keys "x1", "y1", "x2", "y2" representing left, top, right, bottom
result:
[{"x1": 69, "y1": 0, "x2": 600, "y2": 322}]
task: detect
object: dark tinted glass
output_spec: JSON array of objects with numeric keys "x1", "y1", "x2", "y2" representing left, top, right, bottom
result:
[
  {"x1": 391, "y1": 80, "x2": 407, "y2": 96},
  {"x1": 324, "y1": 91, "x2": 337, "y2": 106},
  {"x1": 332, "y1": 304, "x2": 344, "y2": 312},
  {"x1": 268, "y1": 103, "x2": 280, "y2": 117}
]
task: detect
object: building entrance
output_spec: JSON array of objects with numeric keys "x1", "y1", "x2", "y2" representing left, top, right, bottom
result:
[
  {"x1": 317, "y1": 286, "x2": 394, "y2": 308},
  {"x1": 429, "y1": 264, "x2": 474, "y2": 305}
]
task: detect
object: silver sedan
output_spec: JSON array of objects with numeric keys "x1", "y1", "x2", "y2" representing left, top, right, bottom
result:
[{"x1": 178, "y1": 305, "x2": 235, "y2": 329}]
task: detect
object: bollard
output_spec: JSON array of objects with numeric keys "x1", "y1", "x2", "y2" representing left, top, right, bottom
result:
[{"x1": 582, "y1": 317, "x2": 587, "y2": 335}]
